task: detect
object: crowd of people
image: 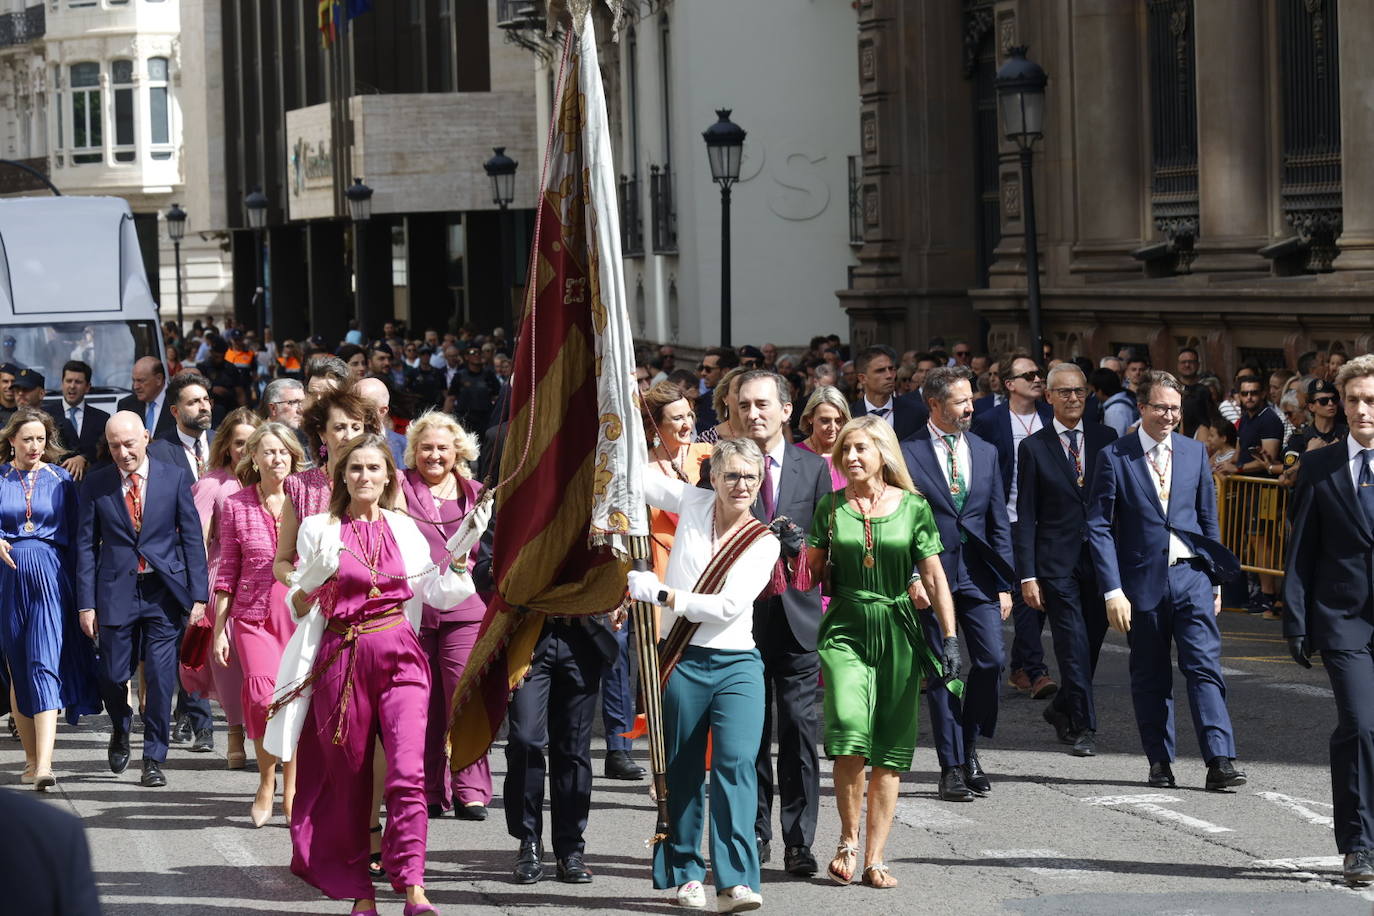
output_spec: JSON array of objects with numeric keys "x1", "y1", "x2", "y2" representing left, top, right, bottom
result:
[{"x1": 2, "y1": 317, "x2": 1373, "y2": 914}]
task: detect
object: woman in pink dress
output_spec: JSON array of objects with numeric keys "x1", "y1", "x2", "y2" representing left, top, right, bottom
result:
[
  {"x1": 272, "y1": 434, "x2": 489, "y2": 916},
  {"x1": 797, "y1": 385, "x2": 850, "y2": 492},
  {"x1": 397, "y1": 411, "x2": 491, "y2": 821},
  {"x1": 193, "y1": 406, "x2": 261, "y2": 769},
  {"x1": 212, "y1": 422, "x2": 306, "y2": 826}
]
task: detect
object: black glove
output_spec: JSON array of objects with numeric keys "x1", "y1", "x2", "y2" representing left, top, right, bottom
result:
[
  {"x1": 941, "y1": 636, "x2": 962, "y2": 681},
  {"x1": 1288, "y1": 635, "x2": 1313, "y2": 669},
  {"x1": 769, "y1": 516, "x2": 806, "y2": 560}
]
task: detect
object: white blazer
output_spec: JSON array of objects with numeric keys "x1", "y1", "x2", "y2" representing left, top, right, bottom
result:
[{"x1": 264, "y1": 509, "x2": 476, "y2": 761}]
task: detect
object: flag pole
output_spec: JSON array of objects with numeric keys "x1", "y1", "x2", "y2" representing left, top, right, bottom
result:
[{"x1": 628, "y1": 535, "x2": 670, "y2": 844}]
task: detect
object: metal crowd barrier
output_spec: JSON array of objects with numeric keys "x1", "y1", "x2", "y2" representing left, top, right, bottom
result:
[{"x1": 1214, "y1": 474, "x2": 1288, "y2": 577}]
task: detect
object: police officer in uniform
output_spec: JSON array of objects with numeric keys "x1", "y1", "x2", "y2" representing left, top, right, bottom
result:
[{"x1": 1281, "y1": 379, "x2": 1347, "y2": 481}]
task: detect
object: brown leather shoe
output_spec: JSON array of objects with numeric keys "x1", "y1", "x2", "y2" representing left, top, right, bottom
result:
[
  {"x1": 1007, "y1": 669, "x2": 1031, "y2": 691},
  {"x1": 1030, "y1": 675, "x2": 1059, "y2": 699}
]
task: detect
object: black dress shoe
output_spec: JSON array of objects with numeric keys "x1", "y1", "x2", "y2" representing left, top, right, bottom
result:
[
  {"x1": 108, "y1": 731, "x2": 131, "y2": 774},
  {"x1": 1070, "y1": 730, "x2": 1097, "y2": 757},
  {"x1": 963, "y1": 751, "x2": 991, "y2": 795},
  {"x1": 939, "y1": 766, "x2": 975, "y2": 802},
  {"x1": 455, "y1": 803, "x2": 488, "y2": 821},
  {"x1": 1042, "y1": 704, "x2": 1075, "y2": 745},
  {"x1": 756, "y1": 836, "x2": 772, "y2": 864},
  {"x1": 141, "y1": 759, "x2": 167, "y2": 788},
  {"x1": 512, "y1": 840, "x2": 544, "y2": 885},
  {"x1": 190, "y1": 728, "x2": 214, "y2": 753},
  {"x1": 556, "y1": 852, "x2": 593, "y2": 883},
  {"x1": 1148, "y1": 762, "x2": 1175, "y2": 788},
  {"x1": 170, "y1": 714, "x2": 192, "y2": 744},
  {"x1": 784, "y1": 845, "x2": 817, "y2": 877},
  {"x1": 1205, "y1": 757, "x2": 1247, "y2": 791},
  {"x1": 427, "y1": 803, "x2": 445, "y2": 819},
  {"x1": 603, "y1": 749, "x2": 646, "y2": 781},
  {"x1": 1344, "y1": 849, "x2": 1374, "y2": 885}
]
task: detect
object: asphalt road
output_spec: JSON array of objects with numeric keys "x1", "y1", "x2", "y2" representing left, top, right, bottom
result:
[{"x1": 5, "y1": 611, "x2": 1370, "y2": 915}]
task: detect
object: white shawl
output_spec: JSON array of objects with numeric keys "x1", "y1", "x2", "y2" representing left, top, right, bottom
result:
[{"x1": 263, "y1": 509, "x2": 476, "y2": 761}]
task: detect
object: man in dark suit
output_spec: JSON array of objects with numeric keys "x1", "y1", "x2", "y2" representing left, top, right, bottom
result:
[
  {"x1": 45, "y1": 359, "x2": 109, "y2": 481},
  {"x1": 147, "y1": 372, "x2": 215, "y2": 485},
  {"x1": 1015, "y1": 364, "x2": 1118, "y2": 757},
  {"x1": 699, "y1": 369, "x2": 829, "y2": 875},
  {"x1": 76, "y1": 411, "x2": 209, "y2": 788},
  {"x1": 1284, "y1": 354, "x2": 1374, "y2": 884},
  {"x1": 117, "y1": 355, "x2": 176, "y2": 436},
  {"x1": 1086, "y1": 370, "x2": 1244, "y2": 791},
  {"x1": 972, "y1": 351, "x2": 1057, "y2": 699},
  {"x1": 849, "y1": 344, "x2": 927, "y2": 440},
  {"x1": 0, "y1": 788, "x2": 101, "y2": 915},
  {"x1": 901, "y1": 366, "x2": 1014, "y2": 802}
]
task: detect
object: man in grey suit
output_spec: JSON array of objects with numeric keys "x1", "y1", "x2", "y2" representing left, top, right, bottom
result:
[{"x1": 699, "y1": 370, "x2": 830, "y2": 876}]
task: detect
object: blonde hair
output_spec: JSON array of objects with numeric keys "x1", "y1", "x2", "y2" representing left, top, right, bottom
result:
[
  {"x1": 799, "y1": 385, "x2": 851, "y2": 435},
  {"x1": 236, "y1": 421, "x2": 307, "y2": 486},
  {"x1": 1336, "y1": 354, "x2": 1374, "y2": 393},
  {"x1": 712, "y1": 366, "x2": 748, "y2": 425},
  {"x1": 208, "y1": 407, "x2": 263, "y2": 472},
  {"x1": 403, "y1": 409, "x2": 479, "y2": 478},
  {"x1": 830, "y1": 415, "x2": 920, "y2": 495}
]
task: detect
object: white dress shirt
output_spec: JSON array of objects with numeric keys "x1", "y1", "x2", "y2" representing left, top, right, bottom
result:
[
  {"x1": 927, "y1": 422, "x2": 970, "y2": 496},
  {"x1": 174, "y1": 428, "x2": 210, "y2": 481},
  {"x1": 64, "y1": 399, "x2": 86, "y2": 438},
  {"x1": 1347, "y1": 434, "x2": 1374, "y2": 489},
  {"x1": 1006, "y1": 407, "x2": 1043, "y2": 524},
  {"x1": 121, "y1": 456, "x2": 150, "y2": 502},
  {"x1": 863, "y1": 396, "x2": 896, "y2": 429}
]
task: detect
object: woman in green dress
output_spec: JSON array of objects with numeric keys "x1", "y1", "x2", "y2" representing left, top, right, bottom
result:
[{"x1": 807, "y1": 414, "x2": 960, "y2": 889}]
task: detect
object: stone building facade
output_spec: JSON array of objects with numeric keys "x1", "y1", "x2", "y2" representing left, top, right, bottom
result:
[{"x1": 843, "y1": 0, "x2": 1374, "y2": 379}]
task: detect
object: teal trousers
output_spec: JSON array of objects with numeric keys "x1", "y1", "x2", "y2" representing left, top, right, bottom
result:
[{"x1": 651, "y1": 646, "x2": 764, "y2": 891}]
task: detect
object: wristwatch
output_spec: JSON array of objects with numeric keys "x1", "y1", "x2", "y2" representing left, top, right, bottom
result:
[{"x1": 657, "y1": 589, "x2": 669, "y2": 605}]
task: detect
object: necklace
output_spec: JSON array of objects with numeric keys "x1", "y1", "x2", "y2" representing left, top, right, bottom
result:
[
  {"x1": 848, "y1": 480, "x2": 887, "y2": 568},
  {"x1": 1145, "y1": 442, "x2": 1171, "y2": 501},
  {"x1": 1010, "y1": 408, "x2": 1040, "y2": 439},
  {"x1": 348, "y1": 513, "x2": 385, "y2": 598},
  {"x1": 709, "y1": 504, "x2": 749, "y2": 549},
  {"x1": 1060, "y1": 429, "x2": 1085, "y2": 487},
  {"x1": 931, "y1": 425, "x2": 964, "y2": 495},
  {"x1": 19, "y1": 462, "x2": 40, "y2": 533},
  {"x1": 653, "y1": 441, "x2": 691, "y2": 484},
  {"x1": 257, "y1": 483, "x2": 283, "y2": 534}
]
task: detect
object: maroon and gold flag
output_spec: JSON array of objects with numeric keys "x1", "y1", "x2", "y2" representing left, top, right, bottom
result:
[{"x1": 450, "y1": 9, "x2": 645, "y2": 770}]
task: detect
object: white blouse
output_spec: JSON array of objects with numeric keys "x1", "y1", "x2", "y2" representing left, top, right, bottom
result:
[{"x1": 642, "y1": 469, "x2": 780, "y2": 651}]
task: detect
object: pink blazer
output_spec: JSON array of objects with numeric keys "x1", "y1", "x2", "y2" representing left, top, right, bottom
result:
[
  {"x1": 193, "y1": 468, "x2": 242, "y2": 585},
  {"x1": 214, "y1": 487, "x2": 280, "y2": 621}
]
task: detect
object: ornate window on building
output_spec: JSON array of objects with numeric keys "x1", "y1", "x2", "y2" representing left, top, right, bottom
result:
[
  {"x1": 148, "y1": 56, "x2": 172, "y2": 159},
  {"x1": 1146, "y1": 0, "x2": 1199, "y2": 272},
  {"x1": 111, "y1": 59, "x2": 135, "y2": 162},
  {"x1": 1277, "y1": 0, "x2": 1341, "y2": 272},
  {"x1": 69, "y1": 61, "x2": 101, "y2": 164}
]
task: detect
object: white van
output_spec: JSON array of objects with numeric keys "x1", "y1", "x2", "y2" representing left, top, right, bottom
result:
[{"x1": 0, "y1": 196, "x2": 166, "y2": 411}]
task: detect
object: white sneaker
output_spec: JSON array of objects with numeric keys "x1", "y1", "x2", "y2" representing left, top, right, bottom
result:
[
  {"x1": 716, "y1": 885, "x2": 763, "y2": 912},
  {"x1": 673, "y1": 880, "x2": 707, "y2": 908}
]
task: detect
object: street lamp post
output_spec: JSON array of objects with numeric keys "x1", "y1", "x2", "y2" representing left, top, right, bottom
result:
[
  {"x1": 702, "y1": 109, "x2": 746, "y2": 349},
  {"x1": 345, "y1": 177, "x2": 375, "y2": 339},
  {"x1": 243, "y1": 187, "x2": 268, "y2": 334},
  {"x1": 484, "y1": 147, "x2": 518, "y2": 331},
  {"x1": 995, "y1": 46, "x2": 1049, "y2": 365},
  {"x1": 165, "y1": 203, "x2": 187, "y2": 335}
]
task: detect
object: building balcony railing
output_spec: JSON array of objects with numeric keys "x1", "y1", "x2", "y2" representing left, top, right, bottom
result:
[
  {"x1": 619, "y1": 174, "x2": 644, "y2": 257},
  {"x1": 649, "y1": 163, "x2": 677, "y2": 254},
  {"x1": 495, "y1": 0, "x2": 544, "y2": 30},
  {"x1": 0, "y1": 5, "x2": 44, "y2": 49}
]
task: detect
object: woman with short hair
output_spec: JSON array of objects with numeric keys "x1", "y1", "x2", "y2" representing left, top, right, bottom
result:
[
  {"x1": 797, "y1": 386, "x2": 850, "y2": 491},
  {"x1": 697, "y1": 367, "x2": 747, "y2": 445}
]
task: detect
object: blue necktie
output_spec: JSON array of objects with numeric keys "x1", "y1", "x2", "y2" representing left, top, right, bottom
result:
[
  {"x1": 1063, "y1": 428, "x2": 1082, "y2": 484},
  {"x1": 1358, "y1": 450, "x2": 1374, "y2": 535},
  {"x1": 145, "y1": 400, "x2": 156, "y2": 431}
]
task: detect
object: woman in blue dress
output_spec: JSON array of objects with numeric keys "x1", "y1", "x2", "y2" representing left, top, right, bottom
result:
[{"x1": 0, "y1": 408, "x2": 99, "y2": 790}]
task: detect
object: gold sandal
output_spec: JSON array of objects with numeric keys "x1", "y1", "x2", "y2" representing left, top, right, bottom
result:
[
  {"x1": 862, "y1": 863, "x2": 898, "y2": 888},
  {"x1": 828, "y1": 842, "x2": 859, "y2": 885}
]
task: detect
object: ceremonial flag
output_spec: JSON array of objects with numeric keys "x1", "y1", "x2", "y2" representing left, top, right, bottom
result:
[
  {"x1": 319, "y1": 0, "x2": 373, "y2": 47},
  {"x1": 450, "y1": 8, "x2": 646, "y2": 769}
]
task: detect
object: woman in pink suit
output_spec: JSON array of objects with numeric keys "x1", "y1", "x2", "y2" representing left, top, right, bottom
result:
[
  {"x1": 397, "y1": 411, "x2": 490, "y2": 821},
  {"x1": 193, "y1": 406, "x2": 261, "y2": 769},
  {"x1": 269, "y1": 434, "x2": 489, "y2": 916},
  {"x1": 212, "y1": 422, "x2": 306, "y2": 826}
]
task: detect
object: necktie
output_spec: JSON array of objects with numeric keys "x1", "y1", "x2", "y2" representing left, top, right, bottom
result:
[
  {"x1": 762, "y1": 456, "x2": 777, "y2": 519},
  {"x1": 872, "y1": 406, "x2": 890, "y2": 419},
  {"x1": 1358, "y1": 450, "x2": 1374, "y2": 535},
  {"x1": 145, "y1": 400, "x2": 156, "y2": 431},
  {"x1": 193, "y1": 437, "x2": 204, "y2": 476},
  {"x1": 1063, "y1": 428, "x2": 1082, "y2": 484},
  {"x1": 126, "y1": 472, "x2": 147, "y2": 572},
  {"x1": 67, "y1": 405, "x2": 78, "y2": 437},
  {"x1": 942, "y1": 434, "x2": 967, "y2": 511}
]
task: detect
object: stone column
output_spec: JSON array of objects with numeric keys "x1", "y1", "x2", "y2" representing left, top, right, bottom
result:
[
  {"x1": 1192, "y1": 0, "x2": 1270, "y2": 272},
  {"x1": 1335, "y1": 0, "x2": 1374, "y2": 269}
]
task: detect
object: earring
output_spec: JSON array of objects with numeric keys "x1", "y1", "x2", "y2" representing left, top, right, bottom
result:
[
  {"x1": 652, "y1": 435, "x2": 661, "y2": 449},
  {"x1": 251, "y1": 462, "x2": 259, "y2": 472}
]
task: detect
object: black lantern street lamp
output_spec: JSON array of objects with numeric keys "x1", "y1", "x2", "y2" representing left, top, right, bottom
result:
[
  {"x1": 243, "y1": 186, "x2": 269, "y2": 334},
  {"x1": 702, "y1": 109, "x2": 745, "y2": 348},
  {"x1": 165, "y1": 202, "x2": 187, "y2": 335},
  {"x1": 345, "y1": 177, "x2": 375, "y2": 339},
  {"x1": 995, "y1": 46, "x2": 1049, "y2": 365},
  {"x1": 484, "y1": 148, "x2": 518, "y2": 331}
]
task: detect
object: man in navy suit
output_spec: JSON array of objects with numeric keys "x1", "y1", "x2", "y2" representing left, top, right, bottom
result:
[
  {"x1": 1284, "y1": 354, "x2": 1374, "y2": 884},
  {"x1": 1086, "y1": 370, "x2": 1244, "y2": 791},
  {"x1": 971, "y1": 351, "x2": 1056, "y2": 698},
  {"x1": 45, "y1": 359, "x2": 109, "y2": 480},
  {"x1": 76, "y1": 411, "x2": 209, "y2": 788},
  {"x1": 1015, "y1": 364, "x2": 1117, "y2": 757},
  {"x1": 901, "y1": 366, "x2": 1014, "y2": 802},
  {"x1": 117, "y1": 356, "x2": 176, "y2": 436},
  {"x1": 850, "y1": 345, "x2": 927, "y2": 439}
]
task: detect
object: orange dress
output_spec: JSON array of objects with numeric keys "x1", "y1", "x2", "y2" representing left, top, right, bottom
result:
[{"x1": 648, "y1": 443, "x2": 712, "y2": 581}]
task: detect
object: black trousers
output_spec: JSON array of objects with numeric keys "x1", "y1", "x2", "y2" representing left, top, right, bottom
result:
[
  {"x1": 1322, "y1": 642, "x2": 1374, "y2": 853},
  {"x1": 97, "y1": 575, "x2": 182, "y2": 763},
  {"x1": 753, "y1": 599, "x2": 819, "y2": 849},
  {"x1": 504, "y1": 620, "x2": 604, "y2": 859},
  {"x1": 1042, "y1": 566, "x2": 1109, "y2": 733}
]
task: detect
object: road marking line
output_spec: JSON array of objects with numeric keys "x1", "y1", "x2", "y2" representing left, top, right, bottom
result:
[
  {"x1": 207, "y1": 829, "x2": 291, "y2": 891},
  {"x1": 893, "y1": 798, "x2": 975, "y2": 830},
  {"x1": 1256, "y1": 792, "x2": 1335, "y2": 828},
  {"x1": 1252, "y1": 856, "x2": 1341, "y2": 870},
  {"x1": 980, "y1": 848, "x2": 1102, "y2": 878},
  {"x1": 1082, "y1": 793, "x2": 1232, "y2": 833},
  {"x1": 1267, "y1": 683, "x2": 1334, "y2": 699}
]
